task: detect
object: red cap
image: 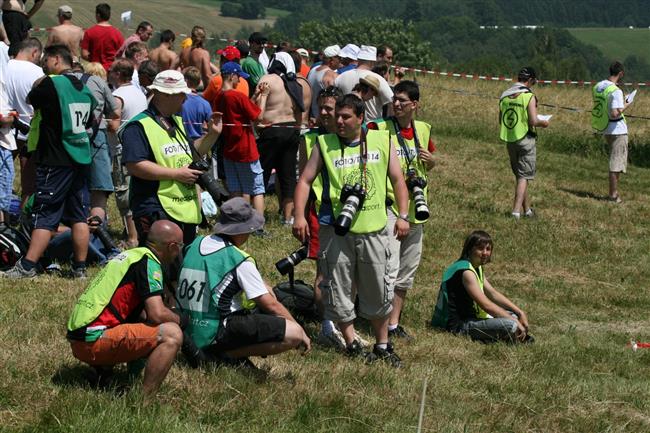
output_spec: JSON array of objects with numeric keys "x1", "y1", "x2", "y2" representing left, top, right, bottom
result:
[{"x1": 217, "y1": 46, "x2": 241, "y2": 61}]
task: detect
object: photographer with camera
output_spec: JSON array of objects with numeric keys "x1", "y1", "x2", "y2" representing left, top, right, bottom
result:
[
  {"x1": 121, "y1": 70, "x2": 223, "y2": 246},
  {"x1": 367, "y1": 80, "x2": 436, "y2": 341},
  {"x1": 293, "y1": 94, "x2": 410, "y2": 367},
  {"x1": 177, "y1": 198, "x2": 311, "y2": 367}
]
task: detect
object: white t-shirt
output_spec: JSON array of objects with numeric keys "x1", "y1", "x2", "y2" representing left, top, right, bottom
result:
[
  {"x1": 596, "y1": 80, "x2": 628, "y2": 135},
  {"x1": 0, "y1": 42, "x2": 16, "y2": 151},
  {"x1": 113, "y1": 83, "x2": 148, "y2": 123},
  {"x1": 335, "y1": 68, "x2": 393, "y2": 122},
  {"x1": 199, "y1": 235, "x2": 268, "y2": 313},
  {"x1": 5, "y1": 59, "x2": 44, "y2": 141}
]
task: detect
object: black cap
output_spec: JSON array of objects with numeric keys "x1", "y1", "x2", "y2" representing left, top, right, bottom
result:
[
  {"x1": 518, "y1": 66, "x2": 537, "y2": 80},
  {"x1": 249, "y1": 32, "x2": 267, "y2": 44}
]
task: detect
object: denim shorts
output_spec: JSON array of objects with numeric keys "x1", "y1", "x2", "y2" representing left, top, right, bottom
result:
[
  {"x1": 223, "y1": 158, "x2": 265, "y2": 196},
  {"x1": 87, "y1": 130, "x2": 115, "y2": 192}
]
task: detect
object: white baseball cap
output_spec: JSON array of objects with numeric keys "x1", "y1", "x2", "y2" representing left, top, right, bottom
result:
[
  {"x1": 357, "y1": 45, "x2": 377, "y2": 62},
  {"x1": 339, "y1": 44, "x2": 360, "y2": 60},
  {"x1": 147, "y1": 70, "x2": 191, "y2": 95},
  {"x1": 323, "y1": 44, "x2": 341, "y2": 58}
]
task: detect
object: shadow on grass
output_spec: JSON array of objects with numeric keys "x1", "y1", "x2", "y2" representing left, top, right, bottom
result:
[
  {"x1": 51, "y1": 363, "x2": 134, "y2": 395},
  {"x1": 558, "y1": 187, "x2": 611, "y2": 202}
]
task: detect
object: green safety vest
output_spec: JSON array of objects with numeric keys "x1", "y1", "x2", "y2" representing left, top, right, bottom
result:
[
  {"x1": 431, "y1": 260, "x2": 489, "y2": 329},
  {"x1": 304, "y1": 131, "x2": 324, "y2": 209},
  {"x1": 318, "y1": 130, "x2": 390, "y2": 234},
  {"x1": 373, "y1": 118, "x2": 431, "y2": 224},
  {"x1": 499, "y1": 92, "x2": 534, "y2": 142},
  {"x1": 67, "y1": 248, "x2": 162, "y2": 341},
  {"x1": 591, "y1": 83, "x2": 624, "y2": 132},
  {"x1": 177, "y1": 236, "x2": 257, "y2": 349},
  {"x1": 129, "y1": 113, "x2": 202, "y2": 224},
  {"x1": 27, "y1": 74, "x2": 97, "y2": 164}
]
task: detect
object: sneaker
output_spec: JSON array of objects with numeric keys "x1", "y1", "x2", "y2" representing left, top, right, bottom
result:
[
  {"x1": 252, "y1": 228, "x2": 271, "y2": 238},
  {"x1": 366, "y1": 343, "x2": 402, "y2": 368},
  {"x1": 345, "y1": 340, "x2": 365, "y2": 358},
  {"x1": 1, "y1": 260, "x2": 37, "y2": 279},
  {"x1": 608, "y1": 195, "x2": 622, "y2": 204},
  {"x1": 71, "y1": 267, "x2": 87, "y2": 280},
  {"x1": 524, "y1": 208, "x2": 535, "y2": 218},
  {"x1": 353, "y1": 332, "x2": 371, "y2": 349},
  {"x1": 317, "y1": 327, "x2": 346, "y2": 350},
  {"x1": 280, "y1": 216, "x2": 294, "y2": 226},
  {"x1": 388, "y1": 325, "x2": 413, "y2": 341}
]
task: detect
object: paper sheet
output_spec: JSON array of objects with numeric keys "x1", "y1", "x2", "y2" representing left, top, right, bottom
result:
[
  {"x1": 537, "y1": 114, "x2": 553, "y2": 122},
  {"x1": 626, "y1": 89, "x2": 637, "y2": 104}
]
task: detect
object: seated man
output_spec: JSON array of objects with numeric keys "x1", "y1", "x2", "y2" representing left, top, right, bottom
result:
[
  {"x1": 431, "y1": 230, "x2": 533, "y2": 343},
  {"x1": 177, "y1": 197, "x2": 311, "y2": 366},
  {"x1": 66, "y1": 220, "x2": 185, "y2": 397}
]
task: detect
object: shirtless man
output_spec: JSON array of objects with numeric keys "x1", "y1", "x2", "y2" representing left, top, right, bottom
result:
[
  {"x1": 149, "y1": 29, "x2": 179, "y2": 71},
  {"x1": 179, "y1": 26, "x2": 213, "y2": 90},
  {"x1": 256, "y1": 52, "x2": 304, "y2": 224},
  {"x1": 2, "y1": 0, "x2": 43, "y2": 56},
  {"x1": 46, "y1": 6, "x2": 83, "y2": 61},
  {"x1": 289, "y1": 50, "x2": 312, "y2": 127},
  {"x1": 306, "y1": 45, "x2": 340, "y2": 121}
]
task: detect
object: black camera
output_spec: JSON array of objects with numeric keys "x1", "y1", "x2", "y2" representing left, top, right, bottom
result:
[
  {"x1": 275, "y1": 244, "x2": 309, "y2": 275},
  {"x1": 334, "y1": 183, "x2": 366, "y2": 236},
  {"x1": 405, "y1": 169, "x2": 430, "y2": 221},
  {"x1": 87, "y1": 215, "x2": 117, "y2": 251},
  {"x1": 188, "y1": 159, "x2": 229, "y2": 205}
]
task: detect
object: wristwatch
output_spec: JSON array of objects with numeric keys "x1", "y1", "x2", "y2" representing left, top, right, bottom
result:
[{"x1": 398, "y1": 213, "x2": 409, "y2": 221}]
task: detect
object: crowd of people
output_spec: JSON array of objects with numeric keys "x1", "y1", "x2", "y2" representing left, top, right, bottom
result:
[{"x1": 0, "y1": 2, "x2": 629, "y2": 398}]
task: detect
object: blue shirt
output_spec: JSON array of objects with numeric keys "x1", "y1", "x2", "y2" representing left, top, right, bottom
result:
[
  {"x1": 181, "y1": 93, "x2": 212, "y2": 140},
  {"x1": 337, "y1": 64, "x2": 357, "y2": 74}
]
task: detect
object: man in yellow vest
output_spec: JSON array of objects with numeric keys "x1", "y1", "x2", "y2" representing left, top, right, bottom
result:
[
  {"x1": 592, "y1": 62, "x2": 630, "y2": 203},
  {"x1": 121, "y1": 70, "x2": 222, "y2": 246},
  {"x1": 293, "y1": 94, "x2": 410, "y2": 367},
  {"x1": 499, "y1": 67, "x2": 549, "y2": 219},
  {"x1": 67, "y1": 220, "x2": 185, "y2": 398}
]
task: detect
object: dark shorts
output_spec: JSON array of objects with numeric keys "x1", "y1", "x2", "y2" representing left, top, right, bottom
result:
[
  {"x1": 211, "y1": 312, "x2": 286, "y2": 351},
  {"x1": 133, "y1": 209, "x2": 197, "y2": 246},
  {"x1": 32, "y1": 164, "x2": 90, "y2": 231},
  {"x1": 257, "y1": 124, "x2": 299, "y2": 199},
  {"x1": 3, "y1": 10, "x2": 31, "y2": 57}
]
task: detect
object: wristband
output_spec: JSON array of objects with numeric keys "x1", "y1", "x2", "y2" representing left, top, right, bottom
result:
[{"x1": 398, "y1": 213, "x2": 409, "y2": 222}]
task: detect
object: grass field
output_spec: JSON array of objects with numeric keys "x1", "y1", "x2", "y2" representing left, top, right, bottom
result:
[
  {"x1": 3, "y1": 74, "x2": 650, "y2": 432},
  {"x1": 568, "y1": 27, "x2": 650, "y2": 63}
]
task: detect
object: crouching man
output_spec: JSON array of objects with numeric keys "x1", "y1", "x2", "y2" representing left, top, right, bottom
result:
[
  {"x1": 177, "y1": 197, "x2": 311, "y2": 366},
  {"x1": 67, "y1": 220, "x2": 185, "y2": 397}
]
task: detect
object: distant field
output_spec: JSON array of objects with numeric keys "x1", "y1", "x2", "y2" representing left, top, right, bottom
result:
[
  {"x1": 29, "y1": 0, "x2": 282, "y2": 39},
  {"x1": 568, "y1": 27, "x2": 650, "y2": 63}
]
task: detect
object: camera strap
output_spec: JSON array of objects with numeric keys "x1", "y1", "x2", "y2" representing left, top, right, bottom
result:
[
  {"x1": 339, "y1": 129, "x2": 369, "y2": 191},
  {"x1": 146, "y1": 108, "x2": 197, "y2": 161},
  {"x1": 391, "y1": 117, "x2": 421, "y2": 171}
]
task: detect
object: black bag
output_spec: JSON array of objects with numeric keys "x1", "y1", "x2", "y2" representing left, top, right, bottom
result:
[
  {"x1": 0, "y1": 224, "x2": 30, "y2": 271},
  {"x1": 273, "y1": 279, "x2": 319, "y2": 322}
]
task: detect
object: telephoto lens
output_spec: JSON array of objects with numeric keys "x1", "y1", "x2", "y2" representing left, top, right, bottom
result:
[
  {"x1": 334, "y1": 183, "x2": 366, "y2": 236},
  {"x1": 88, "y1": 215, "x2": 117, "y2": 250},
  {"x1": 275, "y1": 244, "x2": 309, "y2": 275},
  {"x1": 406, "y1": 174, "x2": 430, "y2": 221},
  {"x1": 188, "y1": 159, "x2": 230, "y2": 205}
]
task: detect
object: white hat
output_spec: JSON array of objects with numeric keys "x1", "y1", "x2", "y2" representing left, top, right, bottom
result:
[
  {"x1": 357, "y1": 45, "x2": 377, "y2": 62},
  {"x1": 296, "y1": 48, "x2": 309, "y2": 58},
  {"x1": 339, "y1": 44, "x2": 360, "y2": 60},
  {"x1": 58, "y1": 5, "x2": 72, "y2": 14},
  {"x1": 147, "y1": 70, "x2": 191, "y2": 95},
  {"x1": 323, "y1": 44, "x2": 341, "y2": 58}
]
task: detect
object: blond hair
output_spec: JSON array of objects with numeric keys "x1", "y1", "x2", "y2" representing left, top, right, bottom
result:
[{"x1": 84, "y1": 62, "x2": 107, "y2": 80}]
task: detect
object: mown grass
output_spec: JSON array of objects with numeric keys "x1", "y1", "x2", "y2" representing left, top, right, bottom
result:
[
  {"x1": 2, "y1": 74, "x2": 650, "y2": 432},
  {"x1": 568, "y1": 27, "x2": 650, "y2": 64}
]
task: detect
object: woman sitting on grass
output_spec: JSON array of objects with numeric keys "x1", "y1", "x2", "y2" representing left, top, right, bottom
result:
[{"x1": 431, "y1": 230, "x2": 533, "y2": 343}]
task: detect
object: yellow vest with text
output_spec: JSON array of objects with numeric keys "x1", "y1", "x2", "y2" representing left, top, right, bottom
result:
[
  {"x1": 304, "y1": 132, "x2": 324, "y2": 209},
  {"x1": 318, "y1": 130, "x2": 389, "y2": 234},
  {"x1": 499, "y1": 92, "x2": 534, "y2": 142}
]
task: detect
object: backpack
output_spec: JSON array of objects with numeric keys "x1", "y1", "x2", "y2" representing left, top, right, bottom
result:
[
  {"x1": 273, "y1": 279, "x2": 319, "y2": 322},
  {"x1": 0, "y1": 224, "x2": 30, "y2": 271}
]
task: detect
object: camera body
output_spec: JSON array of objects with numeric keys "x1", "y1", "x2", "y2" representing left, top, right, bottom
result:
[
  {"x1": 405, "y1": 169, "x2": 430, "y2": 221},
  {"x1": 334, "y1": 183, "x2": 366, "y2": 236},
  {"x1": 188, "y1": 159, "x2": 229, "y2": 205},
  {"x1": 275, "y1": 244, "x2": 309, "y2": 275}
]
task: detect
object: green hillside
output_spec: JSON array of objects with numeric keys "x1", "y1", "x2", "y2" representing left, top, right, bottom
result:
[{"x1": 568, "y1": 27, "x2": 650, "y2": 63}]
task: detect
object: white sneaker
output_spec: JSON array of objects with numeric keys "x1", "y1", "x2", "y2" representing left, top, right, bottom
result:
[
  {"x1": 317, "y1": 327, "x2": 346, "y2": 350},
  {"x1": 354, "y1": 332, "x2": 371, "y2": 349}
]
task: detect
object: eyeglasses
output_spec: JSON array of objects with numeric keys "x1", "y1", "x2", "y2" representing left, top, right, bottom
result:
[{"x1": 392, "y1": 97, "x2": 413, "y2": 105}]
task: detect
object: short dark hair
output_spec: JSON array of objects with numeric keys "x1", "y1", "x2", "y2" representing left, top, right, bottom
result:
[
  {"x1": 377, "y1": 45, "x2": 392, "y2": 57},
  {"x1": 276, "y1": 41, "x2": 292, "y2": 53},
  {"x1": 518, "y1": 66, "x2": 537, "y2": 83},
  {"x1": 235, "y1": 40, "x2": 249, "y2": 58},
  {"x1": 125, "y1": 41, "x2": 147, "y2": 60},
  {"x1": 371, "y1": 61, "x2": 389, "y2": 78},
  {"x1": 138, "y1": 60, "x2": 159, "y2": 81},
  {"x1": 460, "y1": 230, "x2": 493, "y2": 262},
  {"x1": 160, "y1": 29, "x2": 175, "y2": 44},
  {"x1": 137, "y1": 21, "x2": 152, "y2": 32},
  {"x1": 58, "y1": 10, "x2": 72, "y2": 20},
  {"x1": 393, "y1": 80, "x2": 420, "y2": 101},
  {"x1": 318, "y1": 86, "x2": 343, "y2": 101},
  {"x1": 110, "y1": 58, "x2": 134, "y2": 81},
  {"x1": 336, "y1": 94, "x2": 364, "y2": 117},
  {"x1": 43, "y1": 44, "x2": 72, "y2": 67},
  {"x1": 95, "y1": 3, "x2": 110, "y2": 21},
  {"x1": 183, "y1": 66, "x2": 201, "y2": 89},
  {"x1": 16, "y1": 37, "x2": 42, "y2": 53},
  {"x1": 609, "y1": 61, "x2": 624, "y2": 76}
]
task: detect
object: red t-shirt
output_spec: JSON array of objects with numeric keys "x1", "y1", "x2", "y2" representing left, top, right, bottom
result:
[
  {"x1": 217, "y1": 90, "x2": 262, "y2": 162},
  {"x1": 81, "y1": 24, "x2": 125, "y2": 72}
]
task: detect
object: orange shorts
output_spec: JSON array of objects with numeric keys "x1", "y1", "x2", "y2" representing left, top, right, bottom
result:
[{"x1": 70, "y1": 323, "x2": 162, "y2": 366}]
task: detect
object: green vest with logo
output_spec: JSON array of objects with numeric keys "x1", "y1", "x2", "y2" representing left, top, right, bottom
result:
[
  {"x1": 499, "y1": 92, "x2": 534, "y2": 142},
  {"x1": 177, "y1": 236, "x2": 256, "y2": 349},
  {"x1": 591, "y1": 83, "x2": 624, "y2": 132},
  {"x1": 431, "y1": 260, "x2": 489, "y2": 328},
  {"x1": 304, "y1": 131, "x2": 324, "y2": 209},
  {"x1": 318, "y1": 130, "x2": 390, "y2": 234},
  {"x1": 67, "y1": 248, "x2": 162, "y2": 341},
  {"x1": 28, "y1": 74, "x2": 96, "y2": 164},
  {"x1": 130, "y1": 113, "x2": 202, "y2": 224},
  {"x1": 374, "y1": 118, "x2": 431, "y2": 224}
]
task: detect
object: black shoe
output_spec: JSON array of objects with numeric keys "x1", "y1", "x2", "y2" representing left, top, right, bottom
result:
[
  {"x1": 345, "y1": 340, "x2": 365, "y2": 358},
  {"x1": 522, "y1": 334, "x2": 535, "y2": 344},
  {"x1": 366, "y1": 343, "x2": 402, "y2": 368},
  {"x1": 181, "y1": 336, "x2": 209, "y2": 368},
  {"x1": 388, "y1": 325, "x2": 413, "y2": 341}
]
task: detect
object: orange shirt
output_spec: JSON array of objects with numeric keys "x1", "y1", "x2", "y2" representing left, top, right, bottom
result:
[
  {"x1": 300, "y1": 63, "x2": 310, "y2": 78},
  {"x1": 202, "y1": 75, "x2": 250, "y2": 111}
]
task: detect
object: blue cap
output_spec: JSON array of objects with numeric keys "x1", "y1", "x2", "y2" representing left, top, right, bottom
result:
[{"x1": 221, "y1": 62, "x2": 250, "y2": 79}]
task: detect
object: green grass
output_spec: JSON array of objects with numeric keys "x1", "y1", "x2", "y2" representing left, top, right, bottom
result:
[
  {"x1": 3, "y1": 75, "x2": 650, "y2": 432},
  {"x1": 568, "y1": 27, "x2": 650, "y2": 64}
]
